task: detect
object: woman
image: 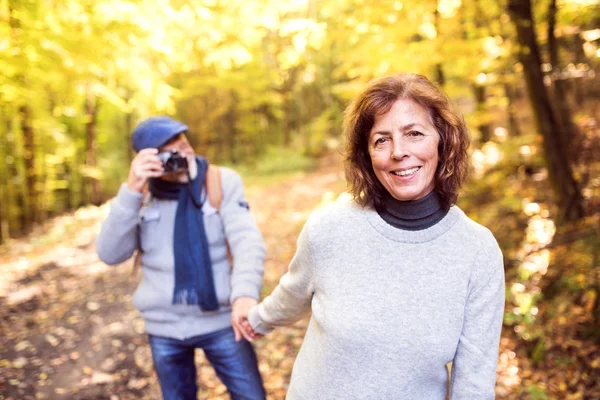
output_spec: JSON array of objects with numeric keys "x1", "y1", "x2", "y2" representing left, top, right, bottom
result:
[{"x1": 243, "y1": 73, "x2": 505, "y2": 399}]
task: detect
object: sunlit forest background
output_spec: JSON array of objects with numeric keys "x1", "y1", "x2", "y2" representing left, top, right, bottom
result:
[{"x1": 1, "y1": 0, "x2": 599, "y2": 399}]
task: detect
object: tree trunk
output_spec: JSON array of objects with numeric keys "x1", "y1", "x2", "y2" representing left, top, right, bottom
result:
[
  {"x1": 226, "y1": 90, "x2": 238, "y2": 164},
  {"x1": 19, "y1": 104, "x2": 37, "y2": 227},
  {"x1": 9, "y1": 0, "x2": 31, "y2": 234},
  {"x1": 304, "y1": 89, "x2": 318, "y2": 156},
  {"x1": 571, "y1": 32, "x2": 587, "y2": 107},
  {"x1": 434, "y1": 8, "x2": 445, "y2": 87},
  {"x1": 64, "y1": 162, "x2": 73, "y2": 210},
  {"x1": 503, "y1": 80, "x2": 521, "y2": 137},
  {"x1": 499, "y1": 4, "x2": 521, "y2": 138},
  {"x1": 474, "y1": 0, "x2": 486, "y2": 29},
  {"x1": 0, "y1": 117, "x2": 7, "y2": 243},
  {"x1": 473, "y1": 83, "x2": 491, "y2": 143},
  {"x1": 0, "y1": 186, "x2": 4, "y2": 244},
  {"x1": 283, "y1": 91, "x2": 292, "y2": 147},
  {"x1": 471, "y1": 0, "x2": 492, "y2": 143},
  {"x1": 458, "y1": 1, "x2": 468, "y2": 40},
  {"x1": 63, "y1": 118, "x2": 83, "y2": 209},
  {"x1": 547, "y1": 0, "x2": 578, "y2": 159},
  {"x1": 84, "y1": 88, "x2": 101, "y2": 205},
  {"x1": 4, "y1": 116, "x2": 22, "y2": 236},
  {"x1": 11, "y1": 124, "x2": 27, "y2": 235},
  {"x1": 507, "y1": 0, "x2": 585, "y2": 223},
  {"x1": 124, "y1": 89, "x2": 135, "y2": 162},
  {"x1": 281, "y1": 67, "x2": 299, "y2": 147},
  {"x1": 125, "y1": 111, "x2": 134, "y2": 162}
]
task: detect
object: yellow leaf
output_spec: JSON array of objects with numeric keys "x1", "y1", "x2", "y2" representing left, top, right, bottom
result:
[
  {"x1": 12, "y1": 357, "x2": 28, "y2": 368},
  {"x1": 45, "y1": 334, "x2": 59, "y2": 347}
]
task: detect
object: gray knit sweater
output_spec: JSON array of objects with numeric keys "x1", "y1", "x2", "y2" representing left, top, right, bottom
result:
[
  {"x1": 249, "y1": 201, "x2": 504, "y2": 399},
  {"x1": 96, "y1": 167, "x2": 266, "y2": 340}
]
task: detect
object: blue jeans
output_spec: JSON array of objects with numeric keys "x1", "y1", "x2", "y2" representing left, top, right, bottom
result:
[{"x1": 148, "y1": 327, "x2": 265, "y2": 400}]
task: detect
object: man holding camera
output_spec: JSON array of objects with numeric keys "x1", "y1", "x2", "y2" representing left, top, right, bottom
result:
[{"x1": 96, "y1": 116, "x2": 266, "y2": 400}]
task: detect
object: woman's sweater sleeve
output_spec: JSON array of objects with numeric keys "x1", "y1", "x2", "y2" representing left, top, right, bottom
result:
[
  {"x1": 450, "y1": 231, "x2": 505, "y2": 399},
  {"x1": 248, "y1": 220, "x2": 315, "y2": 335}
]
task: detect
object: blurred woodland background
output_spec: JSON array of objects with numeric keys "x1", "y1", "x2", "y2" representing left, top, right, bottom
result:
[{"x1": 1, "y1": 0, "x2": 599, "y2": 399}]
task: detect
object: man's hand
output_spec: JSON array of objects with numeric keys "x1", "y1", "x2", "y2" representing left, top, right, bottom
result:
[
  {"x1": 127, "y1": 148, "x2": 164, "y2": 193},
  {"x1": 231, "y1": 297, "x2": 263, "y2": 342}
]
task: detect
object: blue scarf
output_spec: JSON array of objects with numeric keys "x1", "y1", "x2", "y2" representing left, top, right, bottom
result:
[{"x1": 148, "y1": 156, "x2": 219, "y2": 311}]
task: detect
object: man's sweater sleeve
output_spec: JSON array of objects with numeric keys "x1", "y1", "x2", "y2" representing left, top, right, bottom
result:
[
  {"x1": 96, "y1": 184, "x2": 143, "y2": 265},
  {"x1": 248, "y1": 220, "x2": 315, "y2": 335},
  {"x1": 219, "y1": 168, "x2": 266, "y2": 303},
  {"x1": 450, "y1": 231, "x2": 505, "y2": 399}
]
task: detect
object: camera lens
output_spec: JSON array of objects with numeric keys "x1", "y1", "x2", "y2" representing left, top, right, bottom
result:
[
  {"x1": 166, "y1": 158, "x2": 177, "y2": 171},
  {"x1": 157, "y1": 150, "x2": 187, "y2": 173}
]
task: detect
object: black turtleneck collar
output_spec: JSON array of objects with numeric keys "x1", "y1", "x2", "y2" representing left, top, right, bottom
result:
[{"x1": 377, "y1": 191, "x2": 449, "y2": 231}]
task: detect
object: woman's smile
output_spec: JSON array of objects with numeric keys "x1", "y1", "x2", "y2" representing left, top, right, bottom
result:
[{"x1": 390, "y1": 166, "x2": 421, "y2": 178}]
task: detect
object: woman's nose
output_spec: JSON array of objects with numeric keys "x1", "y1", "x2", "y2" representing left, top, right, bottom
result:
[{"x1": 391, "y1": 139, "x2": 408, "y2": 160}]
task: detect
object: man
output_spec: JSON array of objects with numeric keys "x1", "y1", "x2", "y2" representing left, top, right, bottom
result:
[{"x1": 96, "y1": 116, "x2": 266, "y2": 400}]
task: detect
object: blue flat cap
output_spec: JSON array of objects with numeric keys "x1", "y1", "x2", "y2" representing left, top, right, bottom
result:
[{"x1": 132, "y1": 116, "x2": 188, "y2": 152}]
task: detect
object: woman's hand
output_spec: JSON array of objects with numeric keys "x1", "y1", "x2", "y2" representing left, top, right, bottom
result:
[
  {"x1": 241, "y1": 320, "x2": 263, "y2": 342},
  {"x1": 127, "y1": 148, "x2": 164, "y2": 193},
  {"x1": 231, "y1": 297, "x2": 264, "y2": 342}
]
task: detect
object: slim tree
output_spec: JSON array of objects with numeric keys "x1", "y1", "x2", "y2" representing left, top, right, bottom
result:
[
  {"x1": 547, "y1": 0, "x2": 579, "y2": 157},
  {"x1": 84, "y1": 87, "x2": 101, "y2": 205},
  {"x1": 19, "y1": 104, "x2": 37, "y2": 226},
  {"x1": 507, "y1": 0, "x2": 585, "y2": 223}
]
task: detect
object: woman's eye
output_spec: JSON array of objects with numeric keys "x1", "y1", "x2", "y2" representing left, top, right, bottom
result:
[
  {"x1": 407, "y1": 130, "x2": 424, "y2": 137},
  {"x1": 374, "y1": 137, "x2": 389, "y2": 146}
]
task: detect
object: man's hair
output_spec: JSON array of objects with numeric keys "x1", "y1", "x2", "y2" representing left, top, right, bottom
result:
[{"x1": 343, "y1": 73, "x2": 470, "y2": 210}]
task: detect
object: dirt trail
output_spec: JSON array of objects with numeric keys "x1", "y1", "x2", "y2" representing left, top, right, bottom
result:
[{"x1": 0, "y1": 154, "x2": 346, "y2": 400}]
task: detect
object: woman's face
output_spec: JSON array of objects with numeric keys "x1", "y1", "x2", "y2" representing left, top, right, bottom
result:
[{"x1": 368, "y1": 98, "x2": 440, "y2": 202}]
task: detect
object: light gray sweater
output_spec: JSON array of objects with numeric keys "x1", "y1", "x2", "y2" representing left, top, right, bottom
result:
[
  {"x1": 96, "y1": 167, "x2": 266, "y2": 340},
  {"x1": 249, "y1": 201, "x2": 504, "y2": 399}
]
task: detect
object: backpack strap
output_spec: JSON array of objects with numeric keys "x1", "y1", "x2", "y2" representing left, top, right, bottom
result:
[
  {"x1": 206, "y1": 164, "x2": 233, "y2": 266},
  {"x1": 206, "y1": 164, "x2": 223, "y2": 210}
]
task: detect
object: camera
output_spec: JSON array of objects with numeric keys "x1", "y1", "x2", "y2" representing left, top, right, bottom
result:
[{"x1": 156, "y1": 150, "x2": 188, "y2": 173}]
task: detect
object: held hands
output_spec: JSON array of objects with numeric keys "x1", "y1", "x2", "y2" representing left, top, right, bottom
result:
[
  {"x1": 231, "y1": 297, "x2": 263, "y2": 342},
  {"x1": 127, "y1": 148, "x2": 164, "y2": 193}
]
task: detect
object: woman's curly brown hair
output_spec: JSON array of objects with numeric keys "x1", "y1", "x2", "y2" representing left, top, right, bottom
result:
[{"x1": 344, "y1": 73, "x2": 470, "y2": 210}]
